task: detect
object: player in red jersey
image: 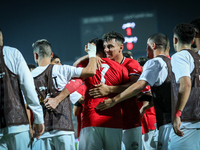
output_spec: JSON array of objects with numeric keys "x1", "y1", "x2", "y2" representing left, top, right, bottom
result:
[
  {"x1": 89, "y1": 31, "x2": 143, "y2": 150},
  {"x1": 45, "y1": 38, "x2": 130, "y2": 150},
  {"x1": 76, "y1": 38, "x2": 129, "y2": 150}
]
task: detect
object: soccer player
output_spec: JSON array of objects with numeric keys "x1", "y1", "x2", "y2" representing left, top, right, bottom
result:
[
  {"x1": 0, "y1": 29, "x2": 44, "y2": 150},
  {"x1": 47, "y1": 38, "x2": 130, "y2": 150},
  {"x1": 89, "y1": 31, "x2": 143, "y2": 150},
  {"x1": 170, "y1": 23, "x2": 200, "y2": 149},
  {"x1": 51, "y1": 54, "x2": 62, "y2": 65},
  {"x1": 31, "y1": 39, "x2": 97, "y2": 150},
  {"x1": 96, "y1": 33, "x2": 172, "y2": 150}
]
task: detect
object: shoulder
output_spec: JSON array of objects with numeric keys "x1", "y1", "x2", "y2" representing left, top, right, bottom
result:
[
  {"x1": 171, "y1": 50, "x2": 192, "y2": 64},
  {"x1": 31, "y1": 66, "x2": 49, "y2": 77},
  {"x1": 3, "y1": 46, "x2": 23, "y2": 58},
  {"x1": 144, "y1": 58, "x2": 164, "y2": 70},
  {"x1": 171, "y1": 50, "x2": 191, "y2": 60},
  {"x1": 123, "y1": 57, "x2": 139, "y2": 65}
]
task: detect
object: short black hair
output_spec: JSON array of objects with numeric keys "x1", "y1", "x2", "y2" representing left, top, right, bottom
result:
[
  {"x1": 51, "y1": 54, "x2": 60, "y2": 62},
  {"x1": 148, "y1": 33, "x2": 169, "y2": 50},
  {"x1": 89, "y1": 38, "x2": 104, "y2": 55},
  {"x1": 136, "y1": 57, "x2": 149, "y2": 66},
  {"x1": 102, "y1": 31, "x2": 124, "y2": 44},
  {"x1": 174, "y1": 23, "x2": 195, "y2": 44},
  {"x1": 190, "y1": 17, "x2": 200, "y2": 33},
  {"x1": 28, "y1": 64, "x2": 36, "y2": 70},
  {"x1": 123, "y1": 51, "x2": 132, "y2": 58}
]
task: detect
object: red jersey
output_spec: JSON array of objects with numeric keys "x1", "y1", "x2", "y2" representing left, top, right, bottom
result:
[
  {"x1": 81, "y1": 58, "x2": 129, "y2": 128},
  {"x1": 120, "y1": 57, "x2": 142, "y2": 129},
  {"x1": 75, "y1": 84, "x2": 87, "y2": 137},
  {"x1": 139, "y1": 85, "x2": 156, "y2": 134},
  {"x1": 166, "y1": 55, "x2": 171, "y2": 59}
]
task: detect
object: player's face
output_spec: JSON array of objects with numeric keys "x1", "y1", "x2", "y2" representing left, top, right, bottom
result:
[
  {"x1": 51, "y1": 58, "x2": 61, "y2": 65},
  {"x1": 146, "y1": 39, "x2": 154, "y2": 59},
  {"x1": 104, "y1": 39, "x2": 122, "y2": 61}
]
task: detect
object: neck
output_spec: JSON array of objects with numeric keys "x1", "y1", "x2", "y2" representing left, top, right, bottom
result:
[
  {"x1": 113, "y1": 53, "x2": 124, "y2": 64},
  {"x1": 38, "y1": 58, "x2": 51, "y2": 66},
  {"x1": 177, "y1": 44, "x2": 191, "y2": 52},
  {"x1": 154, "y1": 49, "x2": 165, "y2": 58}
]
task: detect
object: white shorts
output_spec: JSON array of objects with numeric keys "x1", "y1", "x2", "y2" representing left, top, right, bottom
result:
[
  {"x1": 122, "y1": 126, "x2": 142, "y2": 150},
  {"x1": 32, "y1": 134, "x2": 75, "y2": 150},
  {"x1": 79, "y1": 127, "x2": 122, "y2": 150},
  {"x1": 0, "y1": 131, "x2": 31, "y2": 150},
  {"x1": 142, "y1": 129, "x2": 158, "y2": 150},
  {"x1": 157, "y1": 124, "x2": 172, "y2": 150},
  {"x1": 169, "y1": 128, "x2": 200, "y2": 150}
]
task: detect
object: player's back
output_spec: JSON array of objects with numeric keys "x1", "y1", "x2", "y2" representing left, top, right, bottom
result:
[
  {"x1": 82, "y1": 58, "x2": 129, "y2": 128},
  {"x1": 85, "y1": 58, "x2": 129, "y2": 89}
]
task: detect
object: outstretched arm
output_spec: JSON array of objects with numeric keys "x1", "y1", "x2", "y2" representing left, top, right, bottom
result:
[
  {"x1": 79, "y1": 43, "x2": 97, "y2": 77},
  {"x1": 89, "y1": 75, "x2": 139, "y2": 98},
  {"x1": 96, "y1": 80, "x2": 148, "y2": 110}
]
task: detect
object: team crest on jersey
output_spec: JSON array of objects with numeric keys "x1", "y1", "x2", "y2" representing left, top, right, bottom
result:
[
  {"x1": 158, "y1": 142, "x2": 162, "y2": 149},
  {"x1": 131, "y1": 141, "x2": 139, "y2": 149}
]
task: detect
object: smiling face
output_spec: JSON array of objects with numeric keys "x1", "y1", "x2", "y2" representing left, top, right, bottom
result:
[{"x1": 103, "y1": 38, "x2": 123, "y2": 61}]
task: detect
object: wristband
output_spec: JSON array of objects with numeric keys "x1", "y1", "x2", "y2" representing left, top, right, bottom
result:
[
  {"x1": 74, "y1": 101, "x2": 82, "y2": 107},
  {"x1": 87, "y1": 44, "x2": 96, "y2": 58},
  {"x1": 175, "y1": 110, "x2": 182, "y2": 117}
]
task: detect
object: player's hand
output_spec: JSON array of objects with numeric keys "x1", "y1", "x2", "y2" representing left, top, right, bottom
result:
[
  {"x1": 96, "y1": 56, "x2": 105, "y2": 70},
  {"x1": 89, "y1": 83, "x2": 110, "y2": 98},
  {"x1": 173, "y1": 116, "x2": 184, "y2": 137},
  {"x1": 44, "y1": 97, "x2": 59, "y2": 110},
  {"x1": 96, "y1": 98, "x2": 116, "y2": 110},
  {"x1": 33, "y1": 123, "x2": 45, "y2": 140}
]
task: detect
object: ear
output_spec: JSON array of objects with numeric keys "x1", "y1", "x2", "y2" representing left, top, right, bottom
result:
[
  {"x1": 119, "y1": 44, "x2": 124, "y2": 52},
  {"x1": 34, "y1": 53, "x2": 38, "y2": 60},
  {"x1": 152, "y1": 43, "x2": 156, "y2": 50},
  {"x1": 191, "y1": 39, "x2": 194, "y2": 45},
  {"x1": 50, "y1": 52, "x2": 53, "y2": 59},
  {"x1": 174, "y1": 37, "x2": 178, "y2": 44}
]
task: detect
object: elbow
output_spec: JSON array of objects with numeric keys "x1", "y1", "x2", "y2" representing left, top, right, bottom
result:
[{"x1": 86, "y1": 70, "x2": 96, "y2": 77}]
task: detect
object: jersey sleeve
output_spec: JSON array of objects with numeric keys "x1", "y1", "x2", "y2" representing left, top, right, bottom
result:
[
  {"x1": 65, "y1": 79, "x2": 83, "y2": 94},
  {"x1": 142, "y1": 85, "x2": 151, "y2": 93},
  {"x1": 126, "y1": 59, "x2": 142, "y2": 76},
  {"x1": 69, "y1": 84, "x2": 86, "y2": 104},
  {"x1": 139, "y1": 59, "x2": 162, "y2": 86},
  {"x1": 171, "y1": 51, "x2": 191, "y2": 83},
  {"x1": 121, "y1": 66, "x2": 130, "y2": 84}
]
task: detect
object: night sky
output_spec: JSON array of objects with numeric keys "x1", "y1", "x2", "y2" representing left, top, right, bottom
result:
[{"x1": 1, "y1": 0, "x2": 199, "y2": 65}]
